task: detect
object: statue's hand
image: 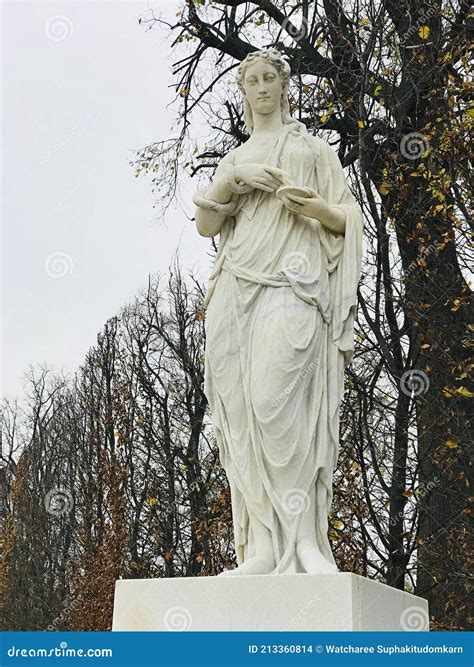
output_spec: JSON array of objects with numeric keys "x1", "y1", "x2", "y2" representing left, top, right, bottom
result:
[
  {"x1": 278, "y1": 188, "x2": 328, "y2": 217},
  {"x1": 234, "y1": 164, "x2": 290, "y2": 193},
  {"x1": 279, "y1": 189, "x2": 346, "y2": 234}
]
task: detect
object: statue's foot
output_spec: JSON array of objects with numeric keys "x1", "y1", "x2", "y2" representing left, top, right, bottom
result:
[
  {"x1": 218, "y1": 556, "x2": 275, "y2": 576},
  {"x1": 296, "y1": 538, "x2": 339, "y2": 574}
]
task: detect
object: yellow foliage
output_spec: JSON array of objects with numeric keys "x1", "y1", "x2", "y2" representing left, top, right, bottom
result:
[
  {"x1": 418, "y1": 26, "x2": 430, "y2": 40},
  {"x1": 443, "y1": 386, "x2": 474, "y2": 398},
  {"x1": 457, "y1": 387, "x2": 474, "y2": 398},
  {"x1": 451, "y1": 299, "x2": 461, "y2": 312},
  {"x1": 445, "y1": 440, "x2": 459, "y2": 449}
]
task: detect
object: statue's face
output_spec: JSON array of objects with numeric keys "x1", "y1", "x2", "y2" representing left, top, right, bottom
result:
[{"x1": 243, "y1": 60, "x2": 282, "y2": 116}]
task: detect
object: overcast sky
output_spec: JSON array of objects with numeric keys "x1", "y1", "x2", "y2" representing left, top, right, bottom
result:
[{"x1": 1, "y1": 0, "x2": 211, "y2": 400}]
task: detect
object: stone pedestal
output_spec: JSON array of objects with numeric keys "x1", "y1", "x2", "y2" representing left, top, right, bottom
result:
[{"x1": 112, "y1": 573, "x2": 429, "y2": 631}]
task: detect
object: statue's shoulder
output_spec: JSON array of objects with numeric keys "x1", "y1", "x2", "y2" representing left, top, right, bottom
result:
[
  {"x1": 230, "y1": 142, "x2": 251, "y2": 158},
  {"x1": 310, "y1": 136, "x2": 345, "y2": 168},
  {"x1": 217, "y1": 150, "x2": 236, "y2": 165},
  {"x1": 307, "y1": 134, "x2": 330, "y2": 157},
  {"x1": 309, "y1": 134, "x2": 325, "y2": 147},
  {"x1": 297, "y1": 133, "x2": 328, "y2": 163},
  {"x1": 215, "y1": 146, "x2": 244, "y2": 170},
  {"x1": 212, "y1": 149, "x2": 237, "y2": 178}
]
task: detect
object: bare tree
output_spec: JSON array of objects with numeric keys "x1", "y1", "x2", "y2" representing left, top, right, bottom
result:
[
  {"x1": 133, "y1": 0, "x2": 472, "y2": 629},
  {"x1": 1, "y1": 266, "x2": 235, "y2": 630}
]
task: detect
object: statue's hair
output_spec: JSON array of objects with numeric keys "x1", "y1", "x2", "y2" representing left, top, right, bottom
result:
[{"x1": 236, "y1": 48, "x2": 302, "y2": 135}]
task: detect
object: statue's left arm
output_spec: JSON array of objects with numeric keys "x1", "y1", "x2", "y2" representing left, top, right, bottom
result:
[{"x1": 279, "y1": 144, "x2": 360, "y2": 236}]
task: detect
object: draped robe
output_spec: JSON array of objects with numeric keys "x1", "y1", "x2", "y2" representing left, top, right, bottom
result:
[{"x1": 193, "y1": 123, "x2": 363, "y2": 573}]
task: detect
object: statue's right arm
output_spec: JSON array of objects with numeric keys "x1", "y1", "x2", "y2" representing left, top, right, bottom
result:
[{"x1": 194, "y1": 154, "x2": 237, "y2": 238}]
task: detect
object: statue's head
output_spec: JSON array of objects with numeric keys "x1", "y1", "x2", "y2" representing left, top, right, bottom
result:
[{"x1": 236, "y1": 48, "x2": 292, "y2": 134}]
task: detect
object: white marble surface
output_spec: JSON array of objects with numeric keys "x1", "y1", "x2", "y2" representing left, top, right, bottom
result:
[
  {"x1": 112, "y1": 573, "x2": 429, "y2": 631},
  {"x1": 192, "y1": 48, "x2": 365, "y2": 578}
]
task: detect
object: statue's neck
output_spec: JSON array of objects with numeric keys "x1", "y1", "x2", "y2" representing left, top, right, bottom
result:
[{"x1": 251, "y1": 108, "x2": 284, "y2": 135}]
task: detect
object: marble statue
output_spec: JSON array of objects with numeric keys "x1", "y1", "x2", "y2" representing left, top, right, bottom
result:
[{"x1": 193, "y1": 48, "x2": 364, "y2": 576}]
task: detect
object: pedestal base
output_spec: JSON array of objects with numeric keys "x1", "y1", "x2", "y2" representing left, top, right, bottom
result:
[{"x1": 112, "y1": 573, "x2": 429, "y2": 631}]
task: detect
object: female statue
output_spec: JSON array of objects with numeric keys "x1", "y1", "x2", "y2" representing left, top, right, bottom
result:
[{"x1": 193, "y1": 48, "x2": 363, "y2": 576}]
